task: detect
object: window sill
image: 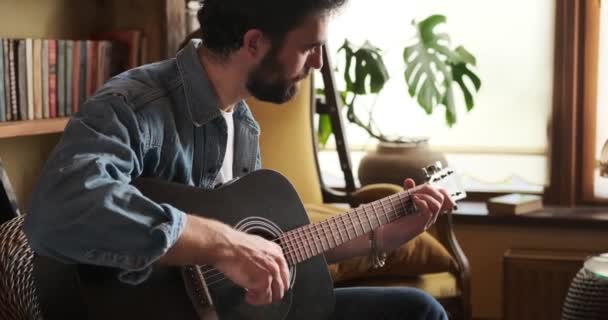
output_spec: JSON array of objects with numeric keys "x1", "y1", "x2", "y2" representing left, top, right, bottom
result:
[{"x1": 452, "y1": 201, "x2": 608, "y2": 229}]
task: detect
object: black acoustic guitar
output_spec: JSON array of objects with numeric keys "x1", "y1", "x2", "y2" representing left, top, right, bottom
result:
[{"x1": 70, "y1": 164, "x2": 465, "y2": 320}]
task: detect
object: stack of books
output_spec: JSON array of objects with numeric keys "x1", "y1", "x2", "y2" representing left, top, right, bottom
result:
[
  {"x1": 0, "y1": 30, "x2": 145, "y2": 122},
  {"x1": 486, "y1": 193, "x2": 544, "y2": 215}
]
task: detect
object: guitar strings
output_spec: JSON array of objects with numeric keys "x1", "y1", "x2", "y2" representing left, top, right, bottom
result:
[
  {"x1": 201, "y1": 205, "x2": 410, "y2": 288},
  {"x1": 198, "y1": 193, "x2": 416, "y2": 284},
  {"x1": 197, "y1": 194, "x2": 417, "y2": 287},
  {"x1": 279, "y1": 194, "x2": 415, "y2": 261}
]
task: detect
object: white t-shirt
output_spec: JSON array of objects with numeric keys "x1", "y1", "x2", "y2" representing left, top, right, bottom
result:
[{"x1": 214, "y1": 109, "x2": 235, "y2": 186}]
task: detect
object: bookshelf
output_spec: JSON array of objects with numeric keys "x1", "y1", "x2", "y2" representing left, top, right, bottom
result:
[
  {"x1": 0, "y1": 118, "x2": 68, "y2": 139},
  {"x1": 0, "y1": 0, "x2": 186, "y2": 137},
  {"x1": 0, "y1": 0, "x2": 187, "y2": 208}
]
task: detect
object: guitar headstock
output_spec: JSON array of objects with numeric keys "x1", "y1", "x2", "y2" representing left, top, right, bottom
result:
[{"x1": 423, "y1": 161, "x2": 467, "y2": 202}]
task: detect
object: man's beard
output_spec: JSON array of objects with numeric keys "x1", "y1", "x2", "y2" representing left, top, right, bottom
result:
[{"x1": 246, "y1": 52, "x2": 302, "y2": 104}]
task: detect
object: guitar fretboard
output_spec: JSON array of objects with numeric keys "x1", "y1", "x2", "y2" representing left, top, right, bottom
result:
[{"x1": 278, "y1": 189, "x2": 416, "y2": 266}]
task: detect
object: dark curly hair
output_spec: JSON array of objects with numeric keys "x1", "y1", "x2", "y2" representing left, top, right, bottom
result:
[{"x1": 197, "y1": 0, "x2": 346, "y2": 58}]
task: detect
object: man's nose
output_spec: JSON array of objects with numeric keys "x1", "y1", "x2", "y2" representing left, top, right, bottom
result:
[{"x1": 308, "y1": 47, "x2": 324, "y2": 70}]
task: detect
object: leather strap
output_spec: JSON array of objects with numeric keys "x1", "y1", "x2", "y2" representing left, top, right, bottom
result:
[{"x1": 33, "y1": 254, "x2": 88, "y2": 319}]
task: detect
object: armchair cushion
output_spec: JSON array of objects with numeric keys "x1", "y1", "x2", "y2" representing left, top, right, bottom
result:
[{"x1": 304, "y1": 203, "x2": 458, "y2": 283}]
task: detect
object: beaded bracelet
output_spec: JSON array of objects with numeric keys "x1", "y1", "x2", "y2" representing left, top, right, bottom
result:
[{"x1": 369, "y1": 230, "x2": 387, "y2": 269}]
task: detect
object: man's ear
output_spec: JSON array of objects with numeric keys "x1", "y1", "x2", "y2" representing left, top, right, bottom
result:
[{"x1": 243, "y1": 29, "x2": 270, "y2": 59}]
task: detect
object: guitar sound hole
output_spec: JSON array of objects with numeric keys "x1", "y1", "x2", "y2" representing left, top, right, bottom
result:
[
  {"x1": 234, "y1": 216, "x2": 296, "y2": 288},
  {"x1": 248, "y1": 229, "x2": 278, "y2": 242}
]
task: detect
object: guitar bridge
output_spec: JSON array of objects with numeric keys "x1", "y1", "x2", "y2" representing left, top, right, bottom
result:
[{"x1": 181, "y1": 265, "x2": 218, "y2": 320}]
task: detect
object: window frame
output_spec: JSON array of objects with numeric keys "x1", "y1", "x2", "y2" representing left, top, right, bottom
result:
[{"x1": 546, "y1": 0, "x2": 607, "y2": 206}]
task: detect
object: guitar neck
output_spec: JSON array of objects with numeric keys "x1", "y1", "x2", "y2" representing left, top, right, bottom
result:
[{"x1": 279, "y1": 189, "x2": 417, "y2": 266}]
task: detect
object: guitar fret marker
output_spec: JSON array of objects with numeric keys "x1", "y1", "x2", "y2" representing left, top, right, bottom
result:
[
  {"x1": 305, "y1": 225, "x2": 316, "y2": 256},
  {"x1": 348, "y1": 212, "x2": 359, "y2": 238},
  {"x1": 355, "y1": 208, "x2": 366, "y2": 235},
  {"x1": 289, "y1": 232, "x2": 299, "y2": 265},
  {"x1": 290, "y1": 232, "x2": 300, "y2": 264},
  {"x1": 374, "y1": 201, "x2": 382, "y2": 227},
  {"x1": 315, "y1": 224, "x2": 325, "y2": 252},
  {"x1": 298, "y1": 228, "x2": 310, "y2": 261},
  {"x1": 319, "y1": 221, "x2": 330, "y2": 250},
  {"x1": 280, "y1": 235, "x2": 288, "y2": 265},
  {"x1": 341, "y1": 215, "x2": 351, "y2": 240},
  {"x1": 311, "y1": 224, "x2": 325, "y2": 253},
  {"x1": 327, "y1": 220, "x2": 337, "y2": 248},
  {"x1": 307, "y1": 226, "x2": 318, "y2": 257},
  {"x1": 369, "y1": 203, "x2": 379, "y2": 231}
]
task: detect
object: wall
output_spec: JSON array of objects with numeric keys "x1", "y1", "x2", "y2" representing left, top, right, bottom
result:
[
  {"x1": 0, "y1": 135, "x2": 61, "y2": 211},
  {"x1": 454, "y1": 222, "x2": 608, "y2": 319}
]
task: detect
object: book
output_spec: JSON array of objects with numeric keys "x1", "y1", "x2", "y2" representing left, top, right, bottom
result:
[
  {"x1": 86, "y1": 40, "x2": 97, "y2": 97},
  {"x1": 48, "y1": 39, "x2": 57, "y2": 118},
  {"x1": 42, "y1": 40, "x2": 49, "y2": 119},
  {"x1": 0, "y1": 36, "x2": 125, "y2": 121},
  {"x1": 33, "y1": 39, "x2": 42, "y2": 119},
  {"x1": 17, "y1": 39, "x2": 27, "y2": 120},
  {"x1": 140, "y1": 35, "x2": 148, "y2": 65},
  {"x1": 25, "y1": 39, "x2": 33, "y2": 120},
  {"x1": 71, "y1": 40, "x2": 83, "y2": 114},
  {"x1": 7, "y1": 40, "x2": 17, "y2": 121},
  {"x1": 0, "y1": 39, "x2": 5, "y2": 122},
  {"x1": 65, "y1": 40, "x2": 73, "y2": 116},
  {"x1": 96, "y1": 41, "x2": 105, "y2": 88},
  {"x1": 2, "y1": 39, "x2": 10, "y2": 121},
  {"x1": 486, "y1": 193, "x2": 543, "y2": 215},
  {"x1": 93, "y1": 30, "x2": 141, "y2": 70},
  {"x1": 78, "y1": 40, "x2": 87, "y2": 110},
  {"x1": 57, "y1": 39, "x2": 66, "y2": 117}
]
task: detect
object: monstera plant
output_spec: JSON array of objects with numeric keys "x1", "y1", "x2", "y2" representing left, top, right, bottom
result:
[{"x1": 318, "y1": 14, "x2": 481, "y2": 146}]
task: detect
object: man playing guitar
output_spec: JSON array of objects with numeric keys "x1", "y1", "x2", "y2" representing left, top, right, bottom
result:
[{"x1": 24, "y1": 1, "x2": 455, "y2": 319}]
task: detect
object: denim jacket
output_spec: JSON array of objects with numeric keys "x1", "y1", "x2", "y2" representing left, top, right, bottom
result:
[{"x1": 23, "y1": 40, "x2": 261, "y2": 284}]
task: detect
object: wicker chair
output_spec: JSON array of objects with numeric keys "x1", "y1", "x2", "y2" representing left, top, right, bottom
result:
[{"x1": 0, "y1": 215, "x2": 41, "y2": 320}]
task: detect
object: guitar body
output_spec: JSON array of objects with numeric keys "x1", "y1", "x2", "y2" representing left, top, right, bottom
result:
[{"x1": 78, "y1": 170, "x2": 335, "y2": 320}]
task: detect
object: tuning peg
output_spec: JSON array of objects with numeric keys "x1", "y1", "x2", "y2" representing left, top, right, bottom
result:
[{"x1": 423, "y1": 161, "x2": 444, "y2": 180}]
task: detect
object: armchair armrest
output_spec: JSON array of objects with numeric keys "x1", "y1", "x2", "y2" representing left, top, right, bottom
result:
[{"x1": 431, "y1": 213, "x2": 472, "y2": 319}]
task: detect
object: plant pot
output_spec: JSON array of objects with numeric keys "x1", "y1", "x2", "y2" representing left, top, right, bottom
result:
[{"x1": 358, "y1": 140, "x2": 447, "y2": 187}]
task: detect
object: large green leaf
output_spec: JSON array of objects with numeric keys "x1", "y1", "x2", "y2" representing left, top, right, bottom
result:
[
  {"x1": 450, "y1": 46, "x2": 482, "y2": 111},
  {"x1": 317, "y1": 114, "x2": 333, "y2": 146},
  {"x1": 339, "y1": 40, "x2": 389, "y2": 95},
  {"x1": 403, "y1": 14, "x2": 480, "y2": 127}
]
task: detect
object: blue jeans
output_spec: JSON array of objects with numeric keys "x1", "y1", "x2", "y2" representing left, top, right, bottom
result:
[{"x1": 332, "y1": 287, "x2": 448, "y2": 320}]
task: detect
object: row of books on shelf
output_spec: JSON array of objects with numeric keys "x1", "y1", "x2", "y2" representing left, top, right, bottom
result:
[{"x1": 0, "y1": 30, "x2": 146, "y2": 123}]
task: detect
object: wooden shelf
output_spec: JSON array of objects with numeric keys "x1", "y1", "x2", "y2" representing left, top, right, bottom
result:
[{"x1": 0, "y1": 118, "x2": 69, "y2": 139}]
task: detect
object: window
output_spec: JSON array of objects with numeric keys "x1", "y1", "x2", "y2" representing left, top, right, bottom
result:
[
  {"x1": 594, "y1": 2, "x2": 608, "y2": 199},
  {"x1": 186, "y1": 1, "x2": 202, "y2": 34},
  {"x1": 317, "y1": 0, "x2": 555, "y2": 193}
]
